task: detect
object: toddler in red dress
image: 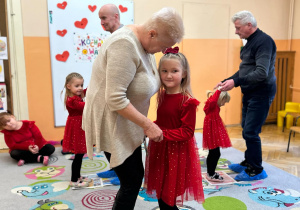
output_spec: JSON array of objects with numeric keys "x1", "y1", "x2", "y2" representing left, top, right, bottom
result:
[
  {"x1": 0, "y1": 112, "x2": 55, "y2": 166},
  {"x1": 61, "y1": 72, "x2": 91, "y2": 188},
  {"x1": 144, "y1": 47, "x2": 204, "y2": 209},
  {"x1": 203, "y1": 86, "x2": 231, "y2": 182}
]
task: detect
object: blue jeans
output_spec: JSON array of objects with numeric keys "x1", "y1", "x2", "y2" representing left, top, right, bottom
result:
[{"x1": 241, "y1": 95, "x2": 274, "y2": 172}]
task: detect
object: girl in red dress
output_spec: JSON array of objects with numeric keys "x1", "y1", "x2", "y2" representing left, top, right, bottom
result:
[
  {"x1": 62, "y1": 72, "x2": 91, "y2": 188},
  {"x1": 203, "y1": 87, "x2": 231, "y2": 182},
  {"x1": 0, "y1": 112, "x2": 55, "y2": 166},
  {"x1": 144, "y1": 47, "x2": 204, "y2": 209}
]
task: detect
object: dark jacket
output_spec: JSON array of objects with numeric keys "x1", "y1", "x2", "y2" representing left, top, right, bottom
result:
[{"x1": 224, "y1": 28, "x2": 276, "y2": 97}]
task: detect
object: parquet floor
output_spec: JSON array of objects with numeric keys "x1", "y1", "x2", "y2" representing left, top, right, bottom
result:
[
  {"x1": 1, "y1": 124, "x2": 299, "y2": 177},
  {"x1": 226, "y1": 124, "x2": 300, "y2": 178}
]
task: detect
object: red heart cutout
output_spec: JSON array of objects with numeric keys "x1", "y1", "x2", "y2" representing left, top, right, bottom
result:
[
  {"x1": 56, "y1": 51, "x2": 69, "y2": 62},
  {"x1": 57, "y1": 29, "x2": 67, "y2": 37},
  {"x1": 74, "y1": 18, "x2": 88, "y2": 29},
  {"x1": 88, "y1": 5, "x2": 97, "y2": 12},
  {"x1": 57, "y1": 1, "x2": 67, "y2": 9},
  {"x1": 119, "y1": 5, "x2": 128, "y2": 13}
]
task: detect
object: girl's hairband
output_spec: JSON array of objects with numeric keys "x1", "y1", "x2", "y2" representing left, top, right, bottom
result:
[{"x1": 163, "y1": 46, "x2": 179, "y2": 54}]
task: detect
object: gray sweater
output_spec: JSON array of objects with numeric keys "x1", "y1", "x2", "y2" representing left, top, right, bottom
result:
[{"x1": 82, "y1": 26, "x2": 160, "y2": 167}]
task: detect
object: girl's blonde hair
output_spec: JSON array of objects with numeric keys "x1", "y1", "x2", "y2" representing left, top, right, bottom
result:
[
  {"x1": 206, "y1": 89, "x2": 231, "y2": 107},
  {"x1": 0, "y1": 112, "x2": 14, "y2": 130},
  {"x1": 61, "y1": 72, "x2": 84, "y2": 107},
  {"x1": 157, "y1": 52, "x2": 193, "y2": 106}
]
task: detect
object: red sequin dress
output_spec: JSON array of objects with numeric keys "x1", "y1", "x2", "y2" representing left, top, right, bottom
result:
[
  {"x1": 144, "y1": 93, "x2": 204, "y2": 206},
  {"x1": 202, "y1": 89, "x2": 232, "y2": 150},
  {"x1": 62, "y1": 93, "x2": 87, "y2": 154}
]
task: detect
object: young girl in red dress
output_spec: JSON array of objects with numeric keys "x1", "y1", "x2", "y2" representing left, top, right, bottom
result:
[
  {"x1": 62, "y1": 72, "x2": 91, "y2": 188},
  {"x1": 203, "y1": 87, "x2": 231, "y2": 182},
  {"x1": 0, "y1": 112, "x2": 55, "y2": 166},
  {"x1": 144, "y1": 47, "x2": 204, "y2": 209}
]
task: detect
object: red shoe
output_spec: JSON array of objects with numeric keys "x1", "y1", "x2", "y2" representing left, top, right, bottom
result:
[
  {"x1": 43, "y1": 156, "x2": 49, "y2": 166},
  {"x1": 18, "y1": 159, "x2": 25, "y2": 166}
]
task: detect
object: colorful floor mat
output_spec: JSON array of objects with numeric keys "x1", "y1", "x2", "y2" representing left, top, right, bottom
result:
[{"x1": 0, "y1": 132, "x2": 300, "y2": 210}]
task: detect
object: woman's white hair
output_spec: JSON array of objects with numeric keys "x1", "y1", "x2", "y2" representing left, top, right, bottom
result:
[
  {"x1": 144, "y1": 7, "x2": 184, "y2": 43},
  {"x1": 232, "y1": 10, "x2": 257, "y2": 27}
]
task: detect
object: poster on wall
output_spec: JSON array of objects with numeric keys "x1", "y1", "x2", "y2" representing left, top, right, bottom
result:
[
  {"x1": 73, "y1": 33, "x2": 104, "y2": 62},
  {"x1": 47, "y1": 0, "x2": 134, "y2": 126},
  {"x1": 0, "y1": 60, "x2": 4, "y2": 82},
  {"x1": 0, "y1": 37, "x2": 8, "y2": 60},
  {"x1": 0, "y1": 83, "x2": 7, "y2": 113}
]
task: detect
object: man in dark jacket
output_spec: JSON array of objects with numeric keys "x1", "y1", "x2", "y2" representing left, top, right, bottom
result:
[{"x1": 216, "y1": 10, "x2": 276, "y2": 181}]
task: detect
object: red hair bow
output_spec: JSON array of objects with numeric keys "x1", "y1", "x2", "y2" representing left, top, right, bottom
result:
[{"x1": 164, "y1": 46, "x2": 179, "y2": 54}]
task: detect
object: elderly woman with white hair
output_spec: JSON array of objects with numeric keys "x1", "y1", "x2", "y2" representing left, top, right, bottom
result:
[{"x1": 82, "y1": 7, "x2": 184, "y2": 209}]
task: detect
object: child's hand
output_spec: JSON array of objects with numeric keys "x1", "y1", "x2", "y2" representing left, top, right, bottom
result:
[
  {"x1": 33, "y1": 145, "x2": 39, "y2": 154},
  {"x1": 29, "y1": 145, "x2": 39, "y2": 154}
]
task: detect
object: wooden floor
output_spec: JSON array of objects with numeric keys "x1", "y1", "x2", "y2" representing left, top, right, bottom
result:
[
  {"x1": 1, "y1": 124, "x2": 300, "y2": 177},
  {"x1": 226, "y1": 124, "x2": 300, "y2": 178}
]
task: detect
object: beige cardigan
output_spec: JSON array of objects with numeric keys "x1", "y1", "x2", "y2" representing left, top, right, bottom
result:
[{"x1": 82, "y1": 27, "x2": 160, "y2": 167}]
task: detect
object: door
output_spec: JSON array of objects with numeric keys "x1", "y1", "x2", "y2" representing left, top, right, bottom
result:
[{"x1": 265, "y1": 51, "x2": 295, "y2": 123}]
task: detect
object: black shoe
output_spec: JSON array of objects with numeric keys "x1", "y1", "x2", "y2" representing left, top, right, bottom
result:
[
  {"x1": 229, "y1": 160, "x2": 250, "y2": 173},
  {"x1": 240, "y1": 160, "x2": 250, "y2": 167},
  {"x1": 245, "y1": 165, "x2": 263, "y2": 177}
]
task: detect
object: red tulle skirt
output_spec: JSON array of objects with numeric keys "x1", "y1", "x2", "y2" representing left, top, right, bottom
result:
[
  {"x1": 62, "y1": 115, "x2": 87, "y2": 154},
  {"x1": 144, "y1": 137, "x2": 205, "y2": 206},
  {"x1": 202, "y1": 117, "x2": 232, "y2": 150}
]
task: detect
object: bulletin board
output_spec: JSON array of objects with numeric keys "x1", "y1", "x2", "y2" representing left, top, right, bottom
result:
[
  {"x1": 0, "y1": 83, "x2": 7, "y2": 113},
  {"x1": 47, "y1": 0, "x2": 134, "y2": 126},
  {"x1": 0, "y1": 37, "x2": 8, "y2": 60}
]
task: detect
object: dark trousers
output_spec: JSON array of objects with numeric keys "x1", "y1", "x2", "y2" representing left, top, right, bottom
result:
[
  {"x1": 71, "y1": 153, "x2": 84, "y2": 182},
  {"x1": 104, "y1": 152, "x2": 114, "y2": 172},
  {"x1": 10, "y1": 144, "x2": 55, "y2": 163},
  {"x1": 158, "y1": 199, "x2": 179, "y2": 210},
  {"x1": 104, "y1": 146, "x2": 144, "y2": 210},
  {"x1": 242, "y1": 95, "x2": 274, "y2": 172},
  {"x1": 206, "y1": 147, "x2": 221, "y2": 176}
]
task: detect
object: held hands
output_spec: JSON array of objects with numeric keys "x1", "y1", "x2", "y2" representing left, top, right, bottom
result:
[
  {"x1": 144, "y1": 122, "x2": 163, "y2": 142},
  {"x1": 215, "y1": 79, "x2": 234, "y2": 91},
  {"x1": 29, "y1": 145, "x2": 39, "y2": 154},
  {"x1": 214, "y1": 82, "x2": 223, "y2": 90}
]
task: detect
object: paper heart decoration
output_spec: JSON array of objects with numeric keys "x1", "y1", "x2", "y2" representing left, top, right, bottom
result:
[
  {"x1": 56, "y1": 29, "x2": 67, "y2": 37},
  {"x1": 56, "y1": 51, "x2": 69, "y2": 62},
  {"x1": 57, "y1": 1, "x2": 67, "y2": 9},
  {"x1": 88, "y1": 5, "x2": 97, "y2": 12},
  {"x1": 74, "y1": 18, "x2": 88, "y2": 29},
  {"x1": 119, "y1": 5, "x2": 128, "y2": 13}
]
